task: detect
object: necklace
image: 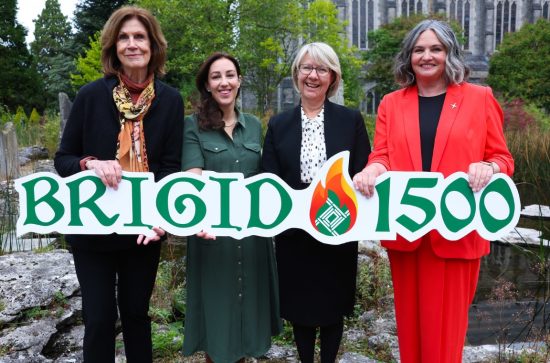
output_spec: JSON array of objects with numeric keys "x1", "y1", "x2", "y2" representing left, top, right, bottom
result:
[{"x1": 223, "y1": 119, "x2": 236, "y2": 128}]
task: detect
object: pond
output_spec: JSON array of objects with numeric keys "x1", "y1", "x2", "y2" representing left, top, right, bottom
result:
[{"x1": 467, "y1": 189, "x2": 550, "y2": 346}]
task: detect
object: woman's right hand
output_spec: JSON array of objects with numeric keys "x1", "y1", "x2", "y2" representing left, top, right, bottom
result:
[
  {"x1": 85, "y1": 159, "x2": 123, "y2": 189},
  {"x1": 352, "y1": 163, "x2": 387, "y2": 198},
  {"x1": 196, "y1": 230, "x2": 216, "y2": 240}
]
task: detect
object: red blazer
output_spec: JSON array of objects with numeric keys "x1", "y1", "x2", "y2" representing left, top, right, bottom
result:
[{"x1": 369, "y1": 82, "x2": 514, "y2": 259}]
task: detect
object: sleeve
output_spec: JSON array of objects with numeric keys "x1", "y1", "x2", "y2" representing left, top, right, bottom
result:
[
  {"x1": 367, "y1": 95, "x2": 391, "y2": 170},
  {"x1": 156, "y1": 92, "x2": 185, "y2": 181},
  {"x1": 350, "y1": 109, "x2": 371, "y2": 175},
  {"x1": 483, "y1": 87, "x2": 514, "y2": 176},
  {"x1": 260, "y1": 116, "x2": 280, "y2": 175},
  {"x1": 54, "y1": 89, "x2": 88, "y2": 177},
  {"x1": 181, "y1": 114, "x2": 205, "y2": 171}
]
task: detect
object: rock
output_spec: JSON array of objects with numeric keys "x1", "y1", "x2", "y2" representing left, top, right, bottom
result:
[
  {"x1": 339, "y1": 351, "x2": 381, "y2": 362},
  {"x1": 19, "y1": 146, "x2": 49, "y2": 162},
  {"x1": 499, "y1": 227, "x2": 548, "y2": 246},
  {"x1": 263, "y1": 344, "x2": 297, "y2": 360},
  {"x1": 0, "y1": 250, "x2": 79, "y2": 324},
  {"x1": 344, "y1": 328, "x2": 367, "y2": 342},
  {"x1": 521, "y1": 204, "x2": 550, "y2": 219}
]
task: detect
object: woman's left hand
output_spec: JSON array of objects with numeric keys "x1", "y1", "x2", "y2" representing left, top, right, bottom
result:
[
  {"x1": 468, "y1": 161, "x2": 498, "y2": 193},
  {"x1": 137, "y1": 226, "x2": 165, "y2": 245}
]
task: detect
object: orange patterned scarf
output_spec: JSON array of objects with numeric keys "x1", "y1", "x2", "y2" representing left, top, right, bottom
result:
[{"x1": 113, "y1": 76, "x2": 155, "y2": 172}]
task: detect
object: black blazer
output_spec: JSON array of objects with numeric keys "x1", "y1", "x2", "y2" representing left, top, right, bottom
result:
[
  {"x1": 54, "y1": 76, "x2": 184, "y2": 250},
  {"x1": 260, "y1": 99, "x2": 371, "y2": 325},
  {"x1": 262, "y1": 100, "x2": 370, "y2": 188}
]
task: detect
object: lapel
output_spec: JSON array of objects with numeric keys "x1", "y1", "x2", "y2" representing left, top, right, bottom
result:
[
  {"x1": 401, "y1": 86, "x2": 422, "y2": 171},
  {"x1": 431, "y1": 83, "x2": 464, "y2": 171},
  {"x1": 323, "y1": 100, "x2": 336, "y2": 157},
  {"x1": 287, "y1": 105, "x2": 303, "y2": 183}
]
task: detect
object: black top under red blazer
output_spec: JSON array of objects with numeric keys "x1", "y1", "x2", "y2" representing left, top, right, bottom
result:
[{"x1": 54, "y1": 76, "x2": 184, "y2": 250}]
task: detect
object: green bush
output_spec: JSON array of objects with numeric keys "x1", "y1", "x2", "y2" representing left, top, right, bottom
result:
[{"x1": 42, "y1": 111, "x2": 61, "y2": 157}]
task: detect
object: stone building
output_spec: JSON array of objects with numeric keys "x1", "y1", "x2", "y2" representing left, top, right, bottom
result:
[
  {"x1": 335, "y1": 0, "x2": 550, "y2": 112},
  {"x1": 244, "y1": 1, "x2": 550, "y2": 113}
]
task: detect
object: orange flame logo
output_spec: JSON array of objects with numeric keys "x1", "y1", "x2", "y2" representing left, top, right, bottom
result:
[{"x1": 309, "y1": 158, "x2": 358, "y2": 236}]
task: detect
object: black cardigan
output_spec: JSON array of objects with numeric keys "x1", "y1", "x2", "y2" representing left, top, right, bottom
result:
[{"x1": 54, "y1": 76, "x2": 184, "y2": 249}]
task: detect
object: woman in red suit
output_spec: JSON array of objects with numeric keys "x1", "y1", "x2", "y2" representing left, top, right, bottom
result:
[{"x1": 353, "y1": 20, "x2": 514, "y2": 363}]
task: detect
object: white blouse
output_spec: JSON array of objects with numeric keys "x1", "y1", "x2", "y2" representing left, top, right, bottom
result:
[{"x1": 300, "y1": 106, "x2": 327, "y2": 183}]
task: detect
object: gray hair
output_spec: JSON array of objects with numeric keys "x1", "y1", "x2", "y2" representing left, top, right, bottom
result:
[
  {"x1": 394, "y1": 19, "x2": 469, "y2": 87},
  {"x1": 291, "y1": 42, "x2": 342, "y2": 98}
]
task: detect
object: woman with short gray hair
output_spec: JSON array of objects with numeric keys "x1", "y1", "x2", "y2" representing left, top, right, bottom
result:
[{"x1": 262, "y1": 42, "x2": 371, "y2": 363}]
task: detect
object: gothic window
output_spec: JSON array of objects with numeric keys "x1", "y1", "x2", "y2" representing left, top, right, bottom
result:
[
  {"x1": 464, "y1": 1, "x2": 470, "y2": 49},
  {"x1": 544, "y1": 2, "x2": 549, "y2": 19},
  {"x1": 511, "y1": 2, "x2": 516, "y2": 32},
  {"x1": 417, "y1": 0, "x2": 422, "y2": 13},
  {"x1": 352, "y1": 0, "x2": 373, "y2": 49},
  {"x1": 409, "y1": 0, "x2": 415, "y2": 14},
  {"x1": 496, "y1": 2, "x2": 502, "y2": 45},
  {"x1": 450, "y1": 0, "x2": 456, "y2": 20},
  {"x1": 360, "y1": 0, "x2": 367, "y2": 49},
  {"x1": 352, "y1": 0, "x2": 358, "y2": 47},
  {"x1": 503, "y1": 0, "x2": 510, "y2": 35},
  {"x1": 402, "y1": 1, "x2": 408, "y2": 17},
  {"x1": 368, "y1": 0, "x2": 374, "y2": 32},
  {"x1": 458, "y1": 0, "x2": 463, "y2": 24}
]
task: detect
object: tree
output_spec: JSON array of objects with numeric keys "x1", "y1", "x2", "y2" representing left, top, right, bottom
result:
[
  {"x1": 31, "y1": 0, "x2": 75, "y2": 109},
  {"x1": 488, "y1": 19, "x2": 550, "y2": 112},
  {"x1": 135, "y1": 0, "x2": 235, "y2": 100},
  {"x1": 364, "y1": 14, "x2": 461, "y2": 98},
  {"x1": 302, "y1": 0, "x2": 363, "y2": 107},
  {"x1": 235, "y1": 0, "x2": 302, "y2": 112},
  {"x1": 72, "y1": 0, "x2": 128, "y2": 54},
  {"x1": 0, "y1": 0, "x2": 43, "y2": 111},
  {"x1": 236, "y1": 0, "x2": 362, "y2": 111},
  {"x1": 71, "y1": 32, "x2": 103, "y2": 90}
]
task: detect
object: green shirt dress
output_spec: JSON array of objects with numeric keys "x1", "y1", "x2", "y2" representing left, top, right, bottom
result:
[{"x1": 181, "y1": 112, "x2": 282, "y2": 363}]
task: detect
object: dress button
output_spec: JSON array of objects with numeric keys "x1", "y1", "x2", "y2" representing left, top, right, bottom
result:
[
  {"x1": 238, "y1": 293, "x2": 242, "y2": 297},
  {"x1": 238, "y1": 261, "x2": 241, "y2": 265},
  {"x1": 236, "y1": 159, "x2": 239, "y2": 163},
  {"x1": 215, "y1": 147, "x2": 218, "y2": 150}
]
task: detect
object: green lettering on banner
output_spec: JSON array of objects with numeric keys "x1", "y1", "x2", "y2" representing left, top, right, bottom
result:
[
  {"x1": 67, "y1": 176, "x2": 118, "y2": 226},
  {"x1": 479, "y1": 178, "x2": 516, "y2": 233},
  {"x1": 14, "y1": 152, "x2": 520, "y2": 243},
  {"x1": 157, "y1": 177, "x2": 206, "y2": 228},
  {"x1": 246, "y1": 178, "x2": 292, "y2": 229},
  {"x1": 21, "y1": 176, "x2": 64, "y2": 226},
  {"x1": 396, "y1": 177, "x2": 438, "y2": 233},
  {"x1": 375, "y1": 178, "x2": 391, "y2": 232},
  {"x1": 209, "y1": 176, "x2": 241, "y2": 231},
  {"x1": 440, "y1": 178, "x2": 475, "y2": 233},
  {"x1": 122, "y1": 175, "x2": 152, "y2": 229}
]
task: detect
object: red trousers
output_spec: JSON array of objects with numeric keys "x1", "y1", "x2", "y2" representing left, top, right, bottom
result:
[{"x1": 387, "y1": 240, "x2": 481, "y2": 363}]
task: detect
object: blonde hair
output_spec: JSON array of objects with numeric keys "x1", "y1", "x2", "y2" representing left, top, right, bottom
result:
[{"x1": 291, "y1": 42, "x2": 342, "y2": 98}]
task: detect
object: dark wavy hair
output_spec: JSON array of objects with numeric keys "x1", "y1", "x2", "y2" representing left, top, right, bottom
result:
[
  {"x1": 101, "y1": 6, "x2": 167, "y2": 77},
  {"x1": 394, "y1": 19, "x2": 470, "y2": 87},
  {"x1": 195, "y1": 52, "x2": 242, "y2": 130}
]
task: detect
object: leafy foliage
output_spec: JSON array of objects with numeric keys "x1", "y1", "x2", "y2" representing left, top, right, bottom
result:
[
  {"x1": 488, "y1": 19, "x2": 550, "y2": 111},
  {"x1": 71, "y1": 32, "x2": 103, "y2": 90},
  {"x1": 135, "y1": 0, "x2": 360, "y2": 111},
  {"x1": 0, "y1": 0, "x2": 43, "y2": 111},
  {"x1": 72, "y1": 0, "x2": 129, "y2": 54},
  {"x1": 302, "y1": 0, "x2": 363, "y2": 107},
  {"x1": 31, "y1": 0, "x2": 75, "y2": 109}
]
